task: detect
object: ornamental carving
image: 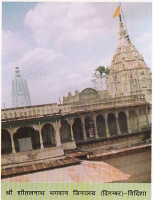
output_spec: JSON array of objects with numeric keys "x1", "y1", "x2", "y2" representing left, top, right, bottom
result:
[
  {"x1": 27, "y1": 152, "x2": 38, "y2": 160},
  {"x1": 53, "y1": 120, "x2": 61, "y2": 130},
  {"x1": 32, "y1": 124, "x2": 39, "y2": 131},
  {"x1": 66, "y1": 117, "x2": 74, "y2": 125}
]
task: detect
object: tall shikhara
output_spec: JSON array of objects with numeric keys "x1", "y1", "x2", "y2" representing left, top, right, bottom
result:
[
  {"x1": 109, "y1": 10, "x2": 152, "y2": 103},
  {"x1": 12, "y1": 67, "x2": 31, "y2": 107}
]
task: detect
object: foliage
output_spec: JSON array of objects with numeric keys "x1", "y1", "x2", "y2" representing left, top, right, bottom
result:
[{"x1": 93, "y1": 66, "x2": 110, "y2": 78}]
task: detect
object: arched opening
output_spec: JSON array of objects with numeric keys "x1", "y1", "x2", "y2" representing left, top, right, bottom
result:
[
  {"x1": 60, "y1": 120, "x2": 71, "y2": 142},
  {"x1": 72, "y1": 118, "x2": 83, "y2": 141},
  {"x1": 1, "y1": 129, "x2": 12, "y2": 155},
  {"x1": 118, "y1": 111, "x2": 127, "y2": 134},
  {"x1": 85, "y1": 116, "x2": 95, "y2": 139},
  {"x1": 141, "y1": 79, "x2": 146, "y2": 88},
  {"x1": 124, "y1": 82, "x2": 128, "y2": 91},
  {"x1": 108, "y1": 113, "x2": 117, "y2": 136},
  {"x1": 13, "y1": 126, "x2": 40, "y2": 152},
  {"x1": 42, "y1": 123, "x2": 56, "y2": 148},
  {"x1": 96, "y1": 115, "x2": 106, "y2": 137},
  {"x1": 139, "y1": 108, "x2": 147, "y2": 130},
  {"x1": 129, "y1": 110, "x2": 138, "y2": 132}
]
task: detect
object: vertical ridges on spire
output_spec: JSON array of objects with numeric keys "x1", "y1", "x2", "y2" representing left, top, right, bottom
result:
[
  {"x1": 12, "y1": 66, "x2": 31, "y2": 108},
  {"x1": 109, "y1": 6, "x2": 151, "y2": 102}
]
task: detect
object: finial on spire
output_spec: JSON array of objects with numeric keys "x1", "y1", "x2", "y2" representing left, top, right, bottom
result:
[
  {"x1": 15, "y1": 62, "x2": 19, "y2": 70},
  {"x1": 119, "y1": 17, "x2": 126, "y2": 37},
  {"x1": 15, "y1": 64, "x2": 21, "y2": 77},
  {"x1": 118, "y1": 3, "x2": 130, "y2": 40}
]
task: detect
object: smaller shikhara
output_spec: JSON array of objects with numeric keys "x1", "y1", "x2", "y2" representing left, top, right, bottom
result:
[{"x1": 12, "y1": 66, "x2": 31, "y2": 108}]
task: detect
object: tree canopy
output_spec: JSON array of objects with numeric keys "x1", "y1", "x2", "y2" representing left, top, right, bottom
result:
[{"x1": 94, "y1": 66, "x2": 110, "y2": 78}]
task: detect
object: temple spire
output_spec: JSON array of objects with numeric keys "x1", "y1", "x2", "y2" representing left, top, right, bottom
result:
[
  {"x1": 12, "y1": 66, "x2": 31, "y2": 108},
  {"x1": 109, "y1": 5, "x2": 151, "y2": 102}
]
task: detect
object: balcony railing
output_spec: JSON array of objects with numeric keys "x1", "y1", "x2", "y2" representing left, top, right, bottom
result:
[
  {"x1": 2, "y1": 103, "x2": 71, "y2": 122},
  {"x1": 1, "y1": 94, "x2": 146, "y2": 122},
  {"x1": 70, "y1": 94, "x2": 146, "y2": 112}
]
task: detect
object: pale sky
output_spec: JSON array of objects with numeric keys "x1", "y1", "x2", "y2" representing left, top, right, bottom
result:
[{"x1": 2, "y1": 2, "x2": 152, "y2": 108}]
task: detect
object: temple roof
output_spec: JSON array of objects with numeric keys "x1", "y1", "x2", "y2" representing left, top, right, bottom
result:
[
  {"x1": 2, "y1": 160, "x2": 130, "y2": 182},
  {"x1": 110, "y1": 16, "x2": 149, "y2": 73}
]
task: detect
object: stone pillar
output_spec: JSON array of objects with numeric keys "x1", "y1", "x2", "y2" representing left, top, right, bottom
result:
[
  {"x1": 104, "y1": 113, "x2": 110, "y2": 137},
  {"x1": 50, "y1": 125, "x2": 54, "y2": 144},
  {"x1": 126, "y1": 110, "x2": 131, "y2": 133},
  {"x1": 9, "y1": 128, "x2": 16, "y2": 154},
  {"x1": 93, "y1": 114, "x2": 99, "y2": 139},
  {"x1": 69, "y1": 118, "x2": 74, "y2": 141},
  {"x1": 136, "y1": 108, "x2": 141, "y2": 131},
  {"x1": 115, "y1": 111, "x2": 121, "y2": 135},
  {"x1": 54, "y1": 121, "x2": 62, "y2": 147},
  {"x1": 38, "y1": 123, "x2": 44, "y2": 149},
  {"x1": 145, "y1": 105, "x2": 150, "y2": 129},
  {"x1": 10, "y1": 134, "x2": 16, "y2": 154},
  {"x1": 81, "y1": 117, "x2": 87, "y2": 140}
]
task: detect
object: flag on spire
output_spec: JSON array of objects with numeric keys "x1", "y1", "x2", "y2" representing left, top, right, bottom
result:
[{"x1": 112, "y1": 5, "x2": 121, "y2": 18}]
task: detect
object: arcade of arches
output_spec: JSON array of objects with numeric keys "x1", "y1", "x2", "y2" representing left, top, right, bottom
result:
[
  {"x1": 13, "y1": 127, "x2": 40, "y2": 152},
  {"x1": 42, "y1": 124, "x2": 56, "y2": 148},
  {"x1": 72, "y1": 118, "x2": 84, "y2": 141},
  {"x1": 96, "y1": 115, "x2": 106, "y2": 138},
  {"x1": 85, "y1": 116, "x2": 95, "y2": 139},
  {"x1": 108, "y1": 113, "x2": 118, "y2": 136},
  {"x1": 60, "y1": 120, "x2": 71, "y2": 142},
  {"x1": 118, "y1": 112, "x2": 127, "y2": 134},
  {"x1": 1, "y1": 107, "x2": 149, "y2": 155},
  {"x1": 2, "y1": 129, "x2": 12, "y2": 154}
]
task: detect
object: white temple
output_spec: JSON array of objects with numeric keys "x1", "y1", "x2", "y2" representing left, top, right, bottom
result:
[
  {"x1": 108, "y1": 15, "x2": 152, "y2": 102},
  {"x1": 12, "y1": 67, "x2": 31, "y2": 108},
  {"x1": 2, "y1": 5, "x2": 151, "y2": 183},
  {"x1": 91, "y1": 14, "x2": 152, "y2": 104}
]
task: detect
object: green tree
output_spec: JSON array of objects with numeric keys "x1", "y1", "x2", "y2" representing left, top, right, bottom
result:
[
  {"x1": 94, "y1": 66, "x2": 110, "y2": 78},
  {"x1": 105, "y1": 66, "x2": 110, "y2": 75}
]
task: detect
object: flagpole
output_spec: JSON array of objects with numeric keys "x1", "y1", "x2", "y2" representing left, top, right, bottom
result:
[
  {"x1": 119, "y1": 3, "x2": 142, "y2": 96},
  {"x1": 119, "y1": 2, "x2": 129, "y2": 40}
]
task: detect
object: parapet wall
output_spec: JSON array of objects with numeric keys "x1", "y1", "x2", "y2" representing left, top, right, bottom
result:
[{"x1": 2, "y1": 94, "x2": 148, "y2": 123}]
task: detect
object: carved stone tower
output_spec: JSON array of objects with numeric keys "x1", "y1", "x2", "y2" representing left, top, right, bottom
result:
[
  {"x1": 12, "y1": 67, "x2": 31, "y2": 107},
  {"x1": 109, "y1": 15, "x2": 152, "y2": 103}
]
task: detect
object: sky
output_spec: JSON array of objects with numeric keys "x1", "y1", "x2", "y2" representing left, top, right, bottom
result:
[{"x1": 2, "y1": 2, "x2": 152, "y2": 108}]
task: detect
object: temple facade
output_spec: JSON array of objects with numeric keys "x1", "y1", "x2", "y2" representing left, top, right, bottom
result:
[{"x1": 2, "y1": 13, "x2": 151, "y2": 182}]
